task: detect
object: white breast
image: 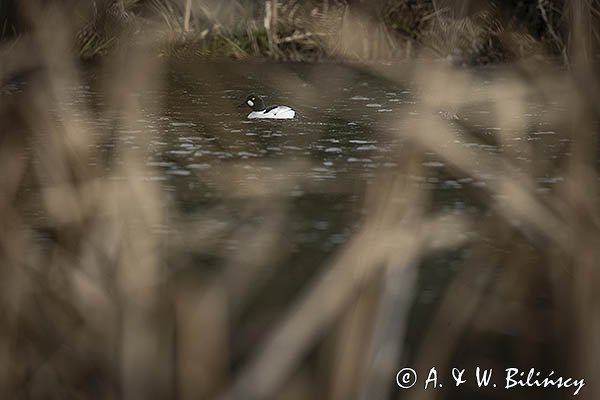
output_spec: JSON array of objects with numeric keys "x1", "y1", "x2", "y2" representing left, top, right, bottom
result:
[{"x1": 248, "y1": 105, "x2": 295, "y2": 119}]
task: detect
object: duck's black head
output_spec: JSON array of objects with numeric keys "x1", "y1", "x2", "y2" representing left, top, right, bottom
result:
[{"x1": 243, "y1": 94, "x2": 266, "y2": 111}]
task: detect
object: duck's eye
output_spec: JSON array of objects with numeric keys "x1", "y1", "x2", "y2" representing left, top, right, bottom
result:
[{"x1": 252, "y1": 97, "x2": 255, "y2": 100}]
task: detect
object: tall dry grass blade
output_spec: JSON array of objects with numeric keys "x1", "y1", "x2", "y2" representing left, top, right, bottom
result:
[
  {"x1": 184, "y1": 0, "x2": 192, "y2": 32},
  {"x1": 175, "y1": 282, "x2": 228, "y2": 400},
  {"x1": 356, "y1": 244, "x2": 419, "y2": 400},
  {"x1": 326, "y1": 274, "x2": 382, "y2": 400}
]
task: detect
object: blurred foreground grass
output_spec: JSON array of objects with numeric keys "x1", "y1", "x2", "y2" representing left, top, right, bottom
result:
[{"x1": 2, "y1": 2, "x2": 600, "y2": 400}]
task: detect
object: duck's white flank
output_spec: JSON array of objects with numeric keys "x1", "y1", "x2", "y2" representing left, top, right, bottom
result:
[{"x1": 248, "y1": 105, "x2": 295, "y2": 119}]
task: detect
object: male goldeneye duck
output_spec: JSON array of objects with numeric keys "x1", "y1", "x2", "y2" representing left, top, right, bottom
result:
[{"x1": 241, "y1": 94, "x2": 295, "y2": 119}]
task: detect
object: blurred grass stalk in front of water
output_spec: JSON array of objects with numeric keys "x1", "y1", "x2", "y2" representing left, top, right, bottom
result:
[{"x1": 2, "y1": 1, "x2": 600, "y2": 400}]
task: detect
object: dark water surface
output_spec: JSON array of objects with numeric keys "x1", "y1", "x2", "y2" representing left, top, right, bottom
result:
[
  {"x1": 80, "y1": 61, "x2": 567, "y2": 251},
  {"x1": 64, "y1": 61, "x2": 570, "y2": 398},
  {"x1": 73, "y1": 61, "x2": 568, "y2": 309}
]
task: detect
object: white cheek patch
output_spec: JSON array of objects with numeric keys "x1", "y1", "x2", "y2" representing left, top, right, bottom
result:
[{"x1": 247, "y1": 100, "x2": 254, "y2": 107}]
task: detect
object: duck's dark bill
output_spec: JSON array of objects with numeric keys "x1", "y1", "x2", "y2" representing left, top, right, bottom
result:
[{"x1": 238, "y1": 101, "x2": 247, "y2": 107}]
